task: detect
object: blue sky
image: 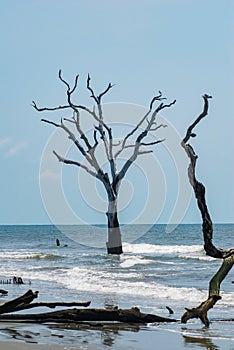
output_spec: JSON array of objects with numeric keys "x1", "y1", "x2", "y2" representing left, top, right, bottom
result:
[{"x1": 0, "y1": 0, "x2": 233, "y2": 225}]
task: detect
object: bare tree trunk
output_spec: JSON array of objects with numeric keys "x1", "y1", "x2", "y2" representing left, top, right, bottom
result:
[
  {"x1": 34, "y1": 72, "x2": 175, "y2": 255},
  {"x1": 106, "y1": 198, "x2": 123, "y2": 254},
  {"x1": 181, "y1": 95, "x2": 234, "y2": 326}
]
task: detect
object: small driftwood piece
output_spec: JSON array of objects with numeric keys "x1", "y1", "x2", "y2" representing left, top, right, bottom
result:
[
  {"x1": 0, "y1": 290, "x2": 176, "y2": 324},
  {"x1": 0, "y1": 289, "x2": 8, "y2": 295}
]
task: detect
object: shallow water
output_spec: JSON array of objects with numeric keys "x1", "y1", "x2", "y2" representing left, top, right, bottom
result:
[{"x1": 0, "y1": 224, "x2": 233, "y2": 349}]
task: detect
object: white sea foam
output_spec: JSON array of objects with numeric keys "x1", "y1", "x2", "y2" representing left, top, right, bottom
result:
[
  {"x1": 1, "y1": 261, "x2": 233, "y2": 308},
  {"x1": 47, "y1": 266, "x2": 233, "y2": 307},
  {"x1": 119, "y1": 255, "x2": 177, "y2": 268},
  {"x1": 0, "y1": 251, "x2": 62, "y2": 260},
  {"x1": 120, "y1": 256, "x2": 155, "y2": 268},
  {"x1": 178, "y1": 254, "x2": 216, "y2": 261},
  {"x1": 123, "y1": 242, "x2": 204, "y2": 255}
]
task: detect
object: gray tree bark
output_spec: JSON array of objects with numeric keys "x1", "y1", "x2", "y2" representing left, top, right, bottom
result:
[
  {"x1": 0, "y1": 290, "x2": 176, "y2": 324},
  {"x1": 33, "y1": 72, "x2": 175, "y2": 253},
  {"x1": 181, "y1": 94, "x2": 234, "y2": 326}
]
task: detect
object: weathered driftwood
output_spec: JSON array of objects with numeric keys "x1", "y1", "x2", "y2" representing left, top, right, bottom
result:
[
  {"x1": 181, "y1": 95, "x2": 234, "y2": 326},
  {"x1": 0, "y1": 289, "x2": 8, "y2": 295},
  {"x1": 0, "y1": 289, "x2": 39, "y2": 314},
  {"x1": 0, "y1": 290, "x2": 176, "y2": 324},
  {"x1": 0, "y1": 290, "x2": 91, "y2": 315},
  {"x1": 0, "y1": 307, "x2": 176, "y2": 324}
]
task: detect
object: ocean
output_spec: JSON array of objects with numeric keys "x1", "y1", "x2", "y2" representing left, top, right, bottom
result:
[{"x1": 0, "y1": 224, "x2": 233, "y2": 349}]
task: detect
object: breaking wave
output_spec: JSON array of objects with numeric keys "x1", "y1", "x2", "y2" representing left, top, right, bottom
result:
[
  {"x1": 0, "y1": 252, "x2": 62, "y2": 261},
  {"x1": 123, "y1": 242, "x2": 204, "y2": 255}
]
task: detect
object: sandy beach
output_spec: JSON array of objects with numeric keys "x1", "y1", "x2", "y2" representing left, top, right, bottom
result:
[
  {"x1": 0, "y1": 342, "x2": 82, "y2": 350},
  {"x1": 0, "y1": 321, "x2": 233, "y2": 350},
  {"x1": 0, "y1": 224, "x2": 233, "y2": 349},
  {"x1": 0, "y1": 330, "x2": 198, "y2": 350}
]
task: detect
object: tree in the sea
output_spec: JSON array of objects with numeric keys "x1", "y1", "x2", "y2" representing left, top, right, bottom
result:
[
  {"x1": 181, "y1": 94, "x2": 234, "y2": 326},
  {"x1": 33, "y1": 71, "x2": 175, "y2": 254}
]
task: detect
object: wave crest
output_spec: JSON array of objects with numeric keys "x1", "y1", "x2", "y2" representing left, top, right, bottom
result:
[
  {"x1": 123, "y1": 242, "x2": 204, "y2": 255},
  {"x1": 0, "y1": 252, "x2": 62, "y2": 260}
]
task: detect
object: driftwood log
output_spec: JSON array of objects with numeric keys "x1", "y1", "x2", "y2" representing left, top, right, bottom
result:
[
  {"x1": 0, "y1": 290, "x2": 176, "y2": 324},
  {"x1": 181, "y1": 94, "x2": 234, "y2": 326},
  {"x1": 0, "y1": 290, "x2": 91, "y2": 315}
]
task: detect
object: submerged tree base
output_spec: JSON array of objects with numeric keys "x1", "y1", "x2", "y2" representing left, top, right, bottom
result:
[
  {"x1": 106, "y1": 244, "x2": 123, "y2": 255},
  {"x1": 181, "y1": 94, "x2": 234, "y2": 327},
  {"x1": 181, "y1": 295, "x2": 221, "y2": 327}
]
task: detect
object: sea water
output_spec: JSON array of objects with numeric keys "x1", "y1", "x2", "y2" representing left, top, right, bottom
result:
[{"x1": 0, "y1": 224, "x2": 233, "y2": 349}]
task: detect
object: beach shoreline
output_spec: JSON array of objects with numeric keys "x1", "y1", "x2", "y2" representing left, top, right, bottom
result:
[
  {"x1": 0, "y1": 321, "x2": 233, "y2": 350},
  {"x1": 0, "y1": 225, "x2": 233, "y2": 349}
]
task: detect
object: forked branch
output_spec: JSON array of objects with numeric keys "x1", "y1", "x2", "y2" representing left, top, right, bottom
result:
[
  {"x1": 53, "y1": 151, "x2": 98, "y2": 178},
  {"x1": 115, "y1": 95, "x2": 176, "y2": 186}
]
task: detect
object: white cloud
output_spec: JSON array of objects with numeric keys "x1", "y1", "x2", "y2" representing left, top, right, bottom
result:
[
  {"x1": 0, "y1": 137, "x2": 11, "y2": 147},
  {"x1": 40, "y1": 169, "x2": 60, "y2": 181},
  {"x1": 4, "y1": 142, "x2": 27, "y2": 158}
]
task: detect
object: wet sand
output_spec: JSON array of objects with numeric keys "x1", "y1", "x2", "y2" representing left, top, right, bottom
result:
[{"x1": 0, "y1": 323, "x2": 234, "y2": 350}]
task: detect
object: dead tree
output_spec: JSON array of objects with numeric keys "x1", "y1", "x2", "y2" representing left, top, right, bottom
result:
[
  {"x1": 181, "y1": 94, "x2": 234, "y2": 326},
  {"x1": 0, "y1": 290, "x2": 176, "y2": 324},
  {"x1": 33, "y1": 71, "x2": 175, "y2": 254}
]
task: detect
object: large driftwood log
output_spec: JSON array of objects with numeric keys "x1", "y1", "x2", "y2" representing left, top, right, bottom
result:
[
  {"x1": 0, "y1": 307, "x2": 176, "y2": 324},
  {"x1": 0, "y1": 290, "x2": 176, "y2": 324},
  {"x1": 181, "y1": 95, "x2": 234, "y2": 326}
]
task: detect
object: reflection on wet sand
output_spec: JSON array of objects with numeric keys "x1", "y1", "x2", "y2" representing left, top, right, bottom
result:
[
  {"x1": 183, "y1": 334, "x2": 219, "y2": 350},
  {"x1": 50, "y1": 322, "x2": 141, "y2": 347},
  {"x1": 0, "y1": 327, "x2": 39, "y2": 343}
]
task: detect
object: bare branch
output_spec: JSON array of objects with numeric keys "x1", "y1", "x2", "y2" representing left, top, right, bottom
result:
[
  {"x1": 70, "y1": 74, "x2": 79, "y2": 94},
  {"x1": 87, "y1": 130, "x2": 99, "y2": 157},
  {"x1": 159, "y1": 99, "x2": 176, "y2": 110},
  {"x1": 183, "y1": 94, "x2": 212, "y2": 144},
  {"x1": 114, "y1": 110, "x2": 151, "y2": 159},
  {"x1": 3, "y1": 301, "x2": 91, "y2": 314},
  {"x1": 53, "y1": 150, "x2": 97, "y2": 178},
  {"x1": 64, "y1": 117, "x2": 76, "y2": 124},
  {"x1": 85, "y1": 74, "x2": 117, "y2": 179},
  {"x1": 98, "y1": 83, "x2": 115, "y2": 103},
  {"x1": 72, "y1": 111, "x2": 92, "y2": 151},
  {"x1": 42, "y1": 118, "x2": 91, "y2": 161},
  {"x1": 115, "y1": 95, "x2": 175, "y2": 186},
  {"x1": 58, "y1": 69, "x2": 70, "y2": 91},
  {"x1": 116, "y1": 95, "x2": 175, "y2": 159},
  {"x1": 141, "y1": 139, "x2": 165, "y2": 146},
  {"x1": 138, "y1": 150, "x2": 153, "y2": 155},
  {"x1": 86, "y1": 74, "x2": 114, "y2": 104},
  {"x1": 41, "y1": 119, "x2": 60, "y2": 127},
  {"x1": 149, "y1": 91, "x2": 166, "y2": 110},
  {"x1": 62, "y1": 114, "x2": 102, "y2": 175},
  {"x1": 112, "y1": 140, "x2": 122, "y2": 147},
  {"x1": 149, "y1": 124, "x2": 167, "y2": 132},
  {"x1": 87, "y1": 74, "x2": 98, "y2": 104},
  {"x1": 32, "y1": 101, "x2": 70, "y2": 112}
]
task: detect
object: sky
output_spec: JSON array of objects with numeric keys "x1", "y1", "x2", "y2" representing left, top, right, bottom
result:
[{"x1": 0, "y1": 0, "x2": 233, "y2": 227}]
